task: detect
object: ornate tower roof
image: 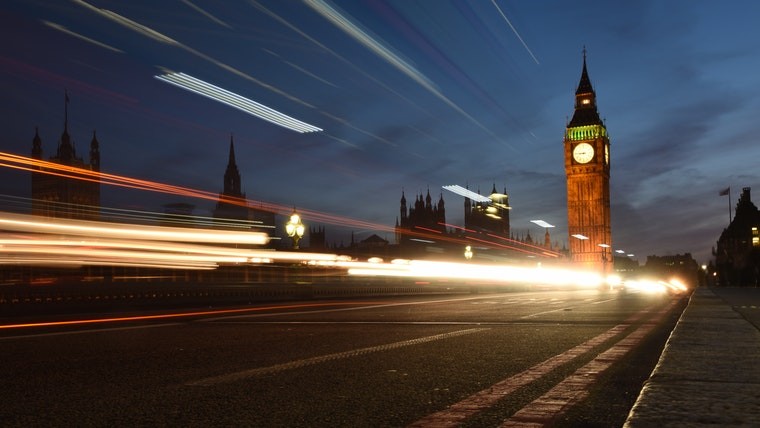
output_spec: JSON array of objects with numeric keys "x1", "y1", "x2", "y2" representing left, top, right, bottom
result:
[
  {"x1": 568, "y1": 50, "x2": 603, "y2": 128},
  {"x1": 32, "y1": 127, "x2": 42, "y2": 159},
  {"x1": 222, "y1": 134, "x2": 243, "y2": 197},
  {"x1": 90, "y1": 130, "x2": 100, "y2": 171},
  {"x1": 57, "y1": 91, "x2": 76, "y2": 162}
]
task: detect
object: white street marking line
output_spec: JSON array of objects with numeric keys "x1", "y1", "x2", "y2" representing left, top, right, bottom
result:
[
  {"x1": 409, "y1": 302, "x2": 673, "y2": 427},
  {"x1": 500, "y1": 301, "x2": 677, "y2": 427},
  {"x1": 0, "y1": 323, "x2": 182, "y2": 340},
  {"x1": 186, "y1": 327, "x2": 489, "y2": 387}
]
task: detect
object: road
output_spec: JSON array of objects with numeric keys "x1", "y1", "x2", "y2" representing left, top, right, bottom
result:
[{"x1": 0, "y1": 287, "x2": 686, "y2": 427}]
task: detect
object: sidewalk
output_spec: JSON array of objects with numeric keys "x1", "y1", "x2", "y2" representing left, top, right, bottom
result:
[{"x1": 624, "y1": 287, "x2": 760, "y2": 427}]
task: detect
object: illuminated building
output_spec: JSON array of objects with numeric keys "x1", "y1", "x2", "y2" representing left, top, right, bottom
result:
[
  {"x1": 464, "y1": 184, "x2": 510, "y2": 236},
  {"x1": 564, "y1": 50, "x2": 612, "y2": 273},
  {"x1": 30, "y1": 93, "x2": 100, "y2": 220}
]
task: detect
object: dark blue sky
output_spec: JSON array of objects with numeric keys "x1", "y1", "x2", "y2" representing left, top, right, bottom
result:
[{"x1": 2, "y1": 0, "x2": 760, "y2": 264}]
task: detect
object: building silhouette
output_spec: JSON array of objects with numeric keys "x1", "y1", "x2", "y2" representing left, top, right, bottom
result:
[
  {"x1": 714, "y1": 187, "x2": 760, "y2": 286},
  {"x1": 30, "y1": 93, "x2": 101, "y2": 220},
  {"x1": 212, "y1": 135, "x2": 275, "y2": 243},
  {"x1": 564, "y1": 50, "x2": 612, "y2": 273},
  {"x1": 212, "y1": 135, "x2": 249, "y2": 224},
  {"x1": 395, "y1": 189, "x2": 446, "y2": 244}
]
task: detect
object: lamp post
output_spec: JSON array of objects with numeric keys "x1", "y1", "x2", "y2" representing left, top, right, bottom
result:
[
  {"x1": 464, "y1": 245, "x2": 473, "y2": 260},
  {"x1": 285, "y1": 208, "x2": 305, "y2": 249}
]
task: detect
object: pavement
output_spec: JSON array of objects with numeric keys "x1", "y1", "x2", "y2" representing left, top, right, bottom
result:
[{"x1": 624, "y1": 287, "x2": 760, "y2": 427}]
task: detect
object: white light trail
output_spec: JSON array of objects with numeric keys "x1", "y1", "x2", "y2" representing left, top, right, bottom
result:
[
  {"x1": 43, "y1": 21, "x2": 123, "y2": 53},
  {"x1": 346, "y1": 259, "x2": 605, "y2": 289},
  {"x1": 530, "y1": 220, "x2": 555, "y2": 228},
  {"x1": 491, "y1": 0, "x2": 540, "y2": 65},
  {"x1": 442, "y1": 185, "x2": 491, "y2": 203},
  {"x1": 155, "y1": 72, "x2": 322, "y2": 133},
  {"x1": 0, "y1": 212, "x2": 269, "y2": 245},
  {"x1": 571, "y1": 234, "x2": 589, "y2": 240}
]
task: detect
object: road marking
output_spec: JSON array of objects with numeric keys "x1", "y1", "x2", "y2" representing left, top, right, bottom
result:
[
  {"x1": 520, "y1": 297, "x2": 617, "y2": 318},
  {"x1": 186, "y1": 327, "x2": 489, "y2": 387},
  {"x1": 0, "y1": 322, "x2": 182, "y2": 340},
  {"x1": 500, "y1": 300, "x2": 677, "y2": 427},
  {"x1": 409, "y1": 302, "x2": 673, "y2": 427}
]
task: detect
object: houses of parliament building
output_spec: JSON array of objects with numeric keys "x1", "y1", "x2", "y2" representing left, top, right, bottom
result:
[{"x1": 31, "y1": 95, "x2": 101, "y2": 221}]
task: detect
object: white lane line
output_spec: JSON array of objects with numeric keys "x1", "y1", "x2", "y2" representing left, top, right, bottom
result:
[
  {"x1": 186, "y1": 327, "x2": 490, "y2": 387},
  {"x1": 520, "y1": 297, "x2": 617, "y2": 319},
  {"x1": 500, "y1": 302, "x2": 675, "y2": 427},
  {"x1": 409, "y1": 303, "x2": 669, "y2": 427},
  {"x1": 0, "y1": 323, "x2": 182, "y2": 340},
  {"x1": 199, "y1": 294, "x2": 513, "y2": 322},
  {"x1": 407, "y1": 324, "x2": 627, "y2": 427}
]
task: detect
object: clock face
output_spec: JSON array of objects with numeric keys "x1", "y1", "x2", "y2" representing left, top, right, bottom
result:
[{"x1": 572, "y1": 142, "x2": 594, "y2": 164}]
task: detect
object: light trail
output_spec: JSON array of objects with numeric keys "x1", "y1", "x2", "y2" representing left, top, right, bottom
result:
[
  {"x1": 491, "y1": 0, "x2": 540, "y2": 65},
  {"x1": 345, "y1": 258, "x2": 606, "y2": 289},
  {"x1": 0, "y1": 212, "x2": 269, "y2": 245},
  {"x1": 0, "y1": 212, "x2": 354, "y2": 269},
  {"x1": 42, "y1": 21, "x2": 123, "y2": 53},
  {"x1": 0, "y1": 301, "x2": 381, "y2": 330},
  {"x1": 303, "y1": 0, "x2": 515, "y2": 150},
  {"x1": 442, "y1": 185, "x2": 491, "y2": 203},
  {"x1": 2, "y1": 151, "x2": 561, "y2": 258},
  {"x1": 155, "y1": 72, "x2": 322, "y2": 133}
]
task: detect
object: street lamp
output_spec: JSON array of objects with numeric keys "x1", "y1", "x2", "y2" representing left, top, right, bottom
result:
[
  {"x1": 285, "y1": 208, "x2": 305, "y2": 249},
  {"x1": 464, "y1": 245, "x2": 473, "y2": 260}
]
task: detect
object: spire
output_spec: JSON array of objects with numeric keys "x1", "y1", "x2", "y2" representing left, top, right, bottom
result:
[
  {"x1": 400, "y1": 189, "x2": 407, "y2": 221},
  {"x1": 90, "y1": 130, "x2": 100, "y2": 171},
  {"x1": 576, "y1": 47, "x2": 593, "y2": 95},
  {"x1": 64, "y1": 90, "x2": 69, "y2": 133},
  {"x1": 228, "y1": 133, "x2": 236, "y2": 164},
  {"x1": 568, "y1": 48, "x2": 602, "y2": 127},
  {"x1": 222, "y1": 134, "x2": 243, "y2": 197},
  {"x1": 32, "y1": 127, "x2": 42, "y2": 159},
  {"x1": 57, "y1": 91, "x2": 74, "y2": 162}
]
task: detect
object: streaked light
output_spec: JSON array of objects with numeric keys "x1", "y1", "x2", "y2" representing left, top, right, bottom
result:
[
  {"x1": 442, "y1": 185, "x2": 491, "y2": 203},
  {"x1": 347, "y1": 258, "x2": 604, "y2": 288},
  {"x1": 155, "y1": 72, "x2": 322, "y2": 133},
  {"x1": 598, "y1": 243, "x2": 610, "y2": 248},
  {"x1": 0, "y1": 212, "x2": 268, "y2": 245},
  {"x1": 530, "y1": 220, "x2": 555, "y2": 228},
  {"x1": 571, "y1": 234, "x2": 589, "y2": 240},
  {"x1": 615, "y1": 249, "x2": 625, "y2": 254}
]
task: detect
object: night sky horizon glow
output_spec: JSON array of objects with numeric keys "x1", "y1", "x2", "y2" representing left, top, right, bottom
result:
[{"x1": 3, "y1": 1, "x2": 760, "y2": 265}]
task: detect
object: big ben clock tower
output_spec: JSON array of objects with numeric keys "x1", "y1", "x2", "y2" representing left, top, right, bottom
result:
[{"x1": 564, "y1": 50, "x2": 612, "y2": 274}]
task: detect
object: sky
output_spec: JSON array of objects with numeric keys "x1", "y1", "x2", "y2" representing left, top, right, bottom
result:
[{"x1": 2, "y1": 0, "x2": 760, "y2": 265}]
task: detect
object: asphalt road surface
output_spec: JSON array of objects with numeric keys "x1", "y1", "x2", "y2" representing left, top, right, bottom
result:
[{"x1": 0, "y1": 287, "x2": 686, "y2": 427}]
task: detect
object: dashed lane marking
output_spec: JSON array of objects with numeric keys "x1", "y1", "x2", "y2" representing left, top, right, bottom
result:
[
  {"x1": 409, "y1": 302, "x2": 676, "y2": 427},
  {"x1": 500, "y1": 300, "x2": 677, "y2": 427},
  {"x1": 185, "y1": 327, "x2": 489, "y2": 387}
]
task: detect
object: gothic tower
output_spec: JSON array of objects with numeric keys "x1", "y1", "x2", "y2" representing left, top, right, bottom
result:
[
  {"x1": 31, "y1": 92, "x2": 101, "y2": 220},
  {"x1": 564, "y1": 50, "x2": 612, "y2": 273},
  {"x1": 213, "y1": 135, "x2": 249, "y2": 223}
]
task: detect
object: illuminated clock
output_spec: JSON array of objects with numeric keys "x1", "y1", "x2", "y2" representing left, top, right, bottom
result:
[{"x1": 572, "y1": 142, "x2": 594, "y2": 164}]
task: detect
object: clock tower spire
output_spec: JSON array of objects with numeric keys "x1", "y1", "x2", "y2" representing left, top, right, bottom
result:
[{"x1": 564, "y1": 50, "x2": 612, "y2": 275}]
